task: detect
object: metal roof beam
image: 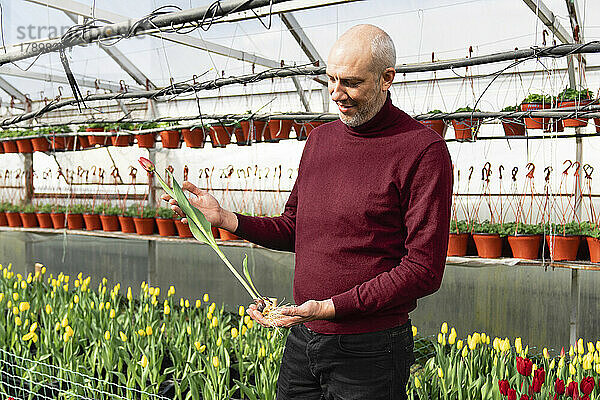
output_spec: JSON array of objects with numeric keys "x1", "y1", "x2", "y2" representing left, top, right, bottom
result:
[
  {"x1": 522, "y1": 0, "x2": 573, "y2": 44},
  {"x1": 0, "y1": 78, "x2": 28, "y2": 110}
]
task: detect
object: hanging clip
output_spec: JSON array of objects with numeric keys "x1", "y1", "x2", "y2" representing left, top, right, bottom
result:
[
  {"x1": 562, "y1": 160, "x2": 573, "y2": 175},
  {"x1": 499, "y1": 165, "x2": 504, "y2": 180},
  {"x1": 183, "y1": 165, "x2": 189, "y2": 181},
  {"x1": 512, "y1": 167, "x2": 518, "y2": 182},
  {"x1": 526, "y1": 163, "x2": 535, "y2": 179},
  {"x1": 583, "y1": 164, "x2": 594, "y2": 180},
  {"x1": 545, "y1": 166, "x2": 552, "y2": 182}
]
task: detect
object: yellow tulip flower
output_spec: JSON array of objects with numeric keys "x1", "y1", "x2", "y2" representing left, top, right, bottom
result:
[
  {"x1": 194, "y1": 341, "x2": 202, "y2": 351},
  {"x1": 437, "y1": 333, "x2": 443, "y2": 344},
  {"x1": 549, "y1": 359, "x2": 555, "y2": 370},
  {"x1": 246, "y1": 320, "x2": 254, "y2": 329},
  {"x1": 414, "y1": 376, "x2": 421, "y2": 388},
  {"x1": 244, "y1": 315, "x2": 251, "y2": 325},
  {"x1": 569, "y1": 363, "x2": 576, "y2": 375},
  {"x1": 15, "y1": 316, "x2": 22, "y2": 326},
  {"x1": 543, "y1": 348, "x2": 550, "y2": 359},
  {"x1": 231, "y1": 327, "x2": 239, "y2": 338},
  {"x1": 104, "y1": 331, "x2": 110, "y2": 341},
  {"x1": 13, "y1": 306, "x2": 19, "y2": 315},
  {"x1": 140, "y1": 354, "x2": 148, "y2": 368},
  {"x1": 238, "y1": 305, "x2": 245, "y2": 316},
  {"x1": 456, "y1": 340, "x2": 463, "y2": 350},
  {"x1": 578, "y1": 338, "x2": 584, "y2": 355},
  {"x1": 515, "y1": 337, "x2": 522, "y2": 354},
  {"x1": 412, "y1": 326, "x2": 417, "y2": 337},
  {"x1": 20, "y1": 281, "x2": 27, "y2": 290},
  {"x1": 258, "y1": 346, "x2": 266, "y2": 359},
  {"x1": 29, "y1": 322, "x2": 37, "y2": 332},
  {"x1": 440, "y1": 322, "x2": 448, "y2": 334},
  {"x1": 595, "y1": 363, "x2": 600, "y2": 375},
  {"x1": 461, "y1": 346, "x2": 468, "y2": 358},
  {"x1": 185, "y1": 299, "x2": 190, "y2": 308},
  {"x1": 209, "y1": 302, "x2": 216, "y2": 313},
  {"x1": 138, "y1": 329, "x2": 146, "y2": 337},
  {"x1": 146, "y1": 326, "x2": 152, "y2": 336},
  {"x1": 203, "y1": 293, "x2": 209, "y2": 302},
  {"x1": 74, "y1": 295, "x2": 79, "y2": 304},
  {"x1": 241, "y1": 326, "x2": 247, "y2": 336},
  {"x1": 211, "y1": 317, "x2": 218, "y2": 328},
  {"x1": 168, "y1": 286, "x2": 175, "y2": 297},
  {"x1": 119, "y1": 331, "x2": 127, "y2": 342},
  {"x1": 45, "y1": 304, "x2": 52, "y2": 314},
  {"x1": 588, "y1": 341, "x2": 595, "y2": 354},
  {"x1": 12, "y1": 292, "x2": 18, "y2": 301},
  {"x1": 164, "y1": 304, "x2": 171, "y2": 315},
  {"x1": 216, "y1": 337, "x2": 222, "y2": 347},
  {"x1": 448, "y1": 328, "x2": 456, "y2": 345},
  {"x1": 109, "y1": 309, "x2": 116, "y2": 319},
  {"x1": 196, "y1": 299, "x2": 201, "y2": 308},
  {"x1": 61, "y1": 316, "x2": 68, "y2": 328},
  {"x1": 180, "y1": 298, "x2": 184, "y2": 308},
  {"x1": 207, "y1": 312, "x2": 213, "y2": 321},
  {"x1": 437, "y1": 368, "x2": 443, "y2": 378},
  {"x1": 212, "y1": 356, "x2": 219, "y2": 368},
  {"x1": 22, "y1": 331, "x2": 35, "y2": 341}
]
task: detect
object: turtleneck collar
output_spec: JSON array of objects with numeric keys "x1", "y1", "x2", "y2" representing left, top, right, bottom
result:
[{"x1": 342, "y1": 92, "x2": 404, "y2": 137}]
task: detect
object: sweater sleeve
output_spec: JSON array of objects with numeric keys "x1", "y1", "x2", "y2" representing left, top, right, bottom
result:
[
  {"x1": 233, "y1": 179, "x2": 298, "y2": 252},
  {"x1": 331, "y1": 140, "x2": 453, "y2": 318}
]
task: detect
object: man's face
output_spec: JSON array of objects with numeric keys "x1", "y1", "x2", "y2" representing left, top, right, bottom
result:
[{"x1": 326, "y1": 46, "x2": 384, "y2": 127}]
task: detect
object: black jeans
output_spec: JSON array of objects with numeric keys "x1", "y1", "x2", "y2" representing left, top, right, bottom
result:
[{"x1": 276, "y1": 321, "x2": 415, "y2": 400}]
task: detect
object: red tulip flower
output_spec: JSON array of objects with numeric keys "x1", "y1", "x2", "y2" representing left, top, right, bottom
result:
[
  {"x1": 566, "y1": 381, "x2": 578, "y2": 397},
  {"x1": 498, "y1": 379, "x2": 510, "y2": 396},
  {"x1": 516, "y1": 356, "x2": 533, "y2": 376},
  {"x1": 529, "y1": 368, "x2": 545, "y2": 393},
  {"x1": 520, "y1": 395, "x2": 530, "y2": 400},
  {"x1": 555, "y1": 378, "x2": 566, "y2": 395},
  {"x1": 580, "y1": 377, "x2": 595, "y2": 395},
  {"x1": 582, "y1": 396, "x2": 590, "y2": 400},
  {"x1": 138, "y1": 157, "x2": 155, "y2": 173},
  {"x1": 508, "y1": 388, "x2": 517, "y2": 400}
]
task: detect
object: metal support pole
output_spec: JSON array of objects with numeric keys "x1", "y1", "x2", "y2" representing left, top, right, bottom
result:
[
  {"x1": 23, "y1": 153, "x2": 34, "y2": 205},
  {"x1": 148, "y1": 149, "x2": 156, "y2": 207},
  {"x1": 148, "y1": 240, "x2": 157, "y2": 287}
]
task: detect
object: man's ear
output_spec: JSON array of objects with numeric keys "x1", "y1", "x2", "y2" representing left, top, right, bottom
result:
[{"x1": 380, "y1": 67, "x2": 395, "y2": 91}]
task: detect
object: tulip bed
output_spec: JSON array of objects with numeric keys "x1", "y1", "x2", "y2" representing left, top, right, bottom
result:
[
  {"x1": 408, "y1": 323, "x2": 600, "y2": 400},
  {"x1": 0, "y1": 263, "x2": 285, "y2": 400}
]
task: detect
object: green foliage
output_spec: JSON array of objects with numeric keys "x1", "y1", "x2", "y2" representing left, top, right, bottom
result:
[
  {"x1": 53, "y1": 125, "x2": 73, "y2": 133},
  {"x1": 156, "y1": 207, "x2": 175, "y2": 219},
  {"x1": 544, "y1": 221, "x2": 582, "y2": 236},
  {"x1": 87, "y1": 122, "x2": 110, "y2": 130},
  {"x1": 77, "y1": 125, "x2": 87, "y2": 132},
  {"x1": 449, "y1": 220, "x2": 471, "y2": 234},
  {"x1": 5, "y1": 203, "x2": 21, "y2": 212},
  {"x1": 123, "y1": 204, "x2": 138, "y2": 217},
  {"x1": 138, "y1": 206, "x2": 156, "y2": 219},
  {"x1": 21, "y1": 204, "x2": 36, "y2": 213},
  {"x1": 51, "y1": 204, "x2": 66, "y2": 213},
  {"x1": 501, "y1": 105, "x2": 519, "y2": 112},
  {"x1": 501, "y1": 221, "x2": 542, "y2": 236},
  {"x1": 471, "y1": 221, "x2": 506, "y2": 236},
  {"x1": 0, "y1": 202, "x2": 10, "y2": 212},
  {"x1": 557, "y1": 87, "x2": 594, "y2": 101},
  {"x1": 107, "y1": 122, "x2": 135, "y2": 131},
  {"x1": 101, "y1": 205, "x2": 121, "y2": 216},
  {"x1": 135, "y1": 122, "x2": 159, "y2": 130},
  {"x1": 581, "y1": 222, "x2": 600, "y2": 239},
  {"x1": 522, "y1": 93, "x2": 552, "y2": 104},
  {"x1": 454, "y1": 106, "x2": 481, "y2": 113},
  {"x1": 428, "y1": 109, "x2": 444, "y2": 114},
  {"x1": 93, "y1": 204, "x2": 106, "y2": 215},
  {"x1": 66, "y1": 204, "x2": 86, "y2": 214},
  {"x1": 36, "y1": 204, "x2": 53, "y2": 213}
]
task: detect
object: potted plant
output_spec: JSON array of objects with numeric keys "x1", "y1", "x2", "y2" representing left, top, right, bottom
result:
[
  {"x1": 266, "y1": 118, "x2": 293, "y2": 142},
  {"x1": 421, "y1": 110, "x2": 448, "y2": 138},
  {"x1": 82, "y1": 204, "x2": 102, "y2": 231},
  {"x1": 557, "y1": 87, "x2": 594, "y2": 128},
  {"x1": 14, "y1": 130, "x2": 34, "y2": 153},
  {"x1": 35, "y1": 203, "x2": 54, "y2": 228},
  {"x1": 119, "y1": 204, "x2": 138, "y2": 233},
  {"x1": 1, "y1": 130, "x2": 18, "y2": 153},
  {"x1": 208, "y1": 122, "x2": 232, "y2": 148},
  {"x1": 501, "y1": 105, "x2": 526, "y2": 136},
  {"x1": 5, "y1": 203, "x2": 22, "y2": 227},
  {"x1": 155, "y1": 207, "x2": 176, "y2": 236},
  {"x1": 545, "y1": 222, "x2": 582, "y2": 261},
  {"x1": 219, "y1": 227, "x2": 240, "y2": 241},
  {"x1": 181, "y1": 124, "x2": 206, "y2": 148},
  {"x1": 159, "y1": 122, "x2": 181, "y2": 149},
  {"x1": 233, "y1": 121, "x2": 252, "y2": 146},
  {"x1": 253, "y1": 119, "x2": 268, "y2": 142},
  {"x1": 75, "y1": 125, "x2": 92, "y2": 149},
  {"x1": 133, "y1": 206, "x2": 156, "y2": 235},
  {"x1": 293, "y1": 120, "x2": 324, "y2": 140},
  {"x1": 448, "y1": 220, "x2": 471, "y2": 256},
  {"x1": 451, "y1": 107, "x2": 481, "y2": 140},
  {"x1": 31, "y1": 127, "x2": 52, "y2": 152},
  {"x1": 0, "y1": 202, "x2": 9, "y2": 226},
  {"x1": 109, "y1": 122, "x2": 135, "y2": 147},
  {"x1": 99, "y1": 204, "x2": 121, "y2": 232},
  {"x1": 506, "y1": 222, "x2": 542, "y2": 260},
  {"x1": 521, "y1": 93, "x2": 551, "y2": 130},
  {"x1": 50, "y1": 204, "x2": 66, "y2": 229},
  {"x1": 174, "y1": 216, "x2": 193, "y2": 238},
  {"x1": 471, "y1": 221, "x2": 504, "y2": 258},
  {"x1": 52, "y1": 125, "x2": 75, "y2": 150},
  {"x1": 19, "y1": 204, "x2": 38, "y2": 228},
  {"x1": 66, "y1": 204, "x2": 85, "y2": 230},
  {"x1": 134, "y1": 122, "x2": 158, "y2": 148},
  {"x1": 86, "y1": 122, "x2": 110, "y2": 146},
  {"x1": 581, "y1": 222, "x2": 600, "y2": 263}
]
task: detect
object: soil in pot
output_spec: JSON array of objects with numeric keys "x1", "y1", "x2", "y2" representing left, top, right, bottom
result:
[
  {"x1": 5, "y1": 212, "x2": 22, "y2": 227},
  {"x1": 83, "y1": 213, "x2": 102, "y2": 230},
  {"x1": 267, "y1": 119, "x2": 293, "y2": 142},
  {"x1": 118, "y1": 216, "x2": 136, "y2": 233},
  {"x1": 31, "y1": 137, "x2": 51, "y2": 152},
  {"x1": 447, "y1": 233, "x2": 469, "y2": 256},
  {"x1": 160, "y1": 130, "x2": 181, "y2": 149},
  {"x1": 508, "y1": 235, "x2": 541, "y2": 260},
  {"x1": 50, "y1": 213, "x2": 66, "y2": 229},
  {"x1": 421, "y1": 120, "x2": 448, "y2": 138},
  {"x1": 174, "y1": 219, "x2": 193, "y2": 237},
  {"x1": 133, "y1": 217, "x2": 155, "y2": 235},
  {"x1": 558, "y1": 100, "x2": 591, "y2": 128},
  {"x1": 66, "y1": 214, "x2": 84, "y2": 230},
  {"x1": 100, "y1": 215, "x2": 120, "y2": 232},
  {"x1": 587, "y1": 237, "x2": 600, "y2": 263},
  {"x1": 209, "y1": 125, "x2": 231, "y2": 147},
  {"x1": 472, "y1": 233, "x2": 503, "y2": 258},
  {"x1": 452, "y1": 119, "x2": 480, "y2": 140},
  {"x1": 502, "y1": 119, "x2": 526, "y2": 136},
  {"x1": 0, "y1": 212, "x2": 7, "y2": 226},
  {"x1": 182, "y1": 128, "x2": 205, "y2": 148},
  {"x1": 16, "y1": 139, "x2": 33, "y2": 153},
  {"x1": 156, "y1": 218, "x2": 176, "y2": 236},
  {"x1": 3, "y1": 140, "x2": 18, "y2": 153},
  {"x1": 136, "y1": 133, "x2": 155, "y2": 148},
  {"x1": 218, "y1": 228, "x2": 240, "y2": 240},
  {"x1": 545, "y1": 235, "x2": 581, "y2": 261},
  {"x1": 520, "y1": 102, "x2": 549, "y2": 130},
  {"x1": 36, "y1": 213, "x2": 53, "y2": 228}
]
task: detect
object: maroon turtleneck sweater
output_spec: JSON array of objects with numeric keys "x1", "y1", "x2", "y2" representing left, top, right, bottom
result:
[{"x1": 235, "y1": 95, "x2": 453, "y2": 334}]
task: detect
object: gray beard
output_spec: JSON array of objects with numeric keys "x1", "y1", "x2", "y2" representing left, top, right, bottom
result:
[{"x1": 339, "y1": 91, "x2": 387, "y2": 127}]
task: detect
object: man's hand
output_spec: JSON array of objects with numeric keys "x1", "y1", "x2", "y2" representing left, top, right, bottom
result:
[
  {"x1": 247, "y1": 299, "x2": 335, "y2": 328},
  {"x1": 160, "y1": 181, "x2": 238, "y2": 231}
]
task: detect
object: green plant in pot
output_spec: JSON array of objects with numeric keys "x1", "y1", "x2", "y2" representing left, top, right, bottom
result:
[
  {"x1": 504, "y1": 222, "x2": 543, "y2": 260},
  {"x1": 521, "y1": 94, "x2": 552, "y2": 130},
  {"x1": 556, "y1": 87, "x2": 594, "y2": 128},
  {"x1": 51, "y1": 204, "x2": 66, "y2": 213},
  {"x1": 421, "y1": 110, "x2": 447, "y2": 138},
  {"x1": 156, "y1": 207, "x2": 175, "y2": 219},
  {"x1": 447, "y1": 219, "x2": 471, "y2": 257},
  {"x1": 582, "y1": 222, "x2": 600, "y2": 263},
  {"x1": 471, "y1": 220, "x2": 504, "y2": 259},
  {"x1": 452, "y1": 106, "x2": 481, "y2": 140},
  {"x1": 544, "y1": 221, "x2": 582, "y2": 261},
  {"x1": 66, "y1": 204, "x2": 86, "y2": 215},
  {"x1": 36, "y1": 204, "x2": 53, "y2": 214}
]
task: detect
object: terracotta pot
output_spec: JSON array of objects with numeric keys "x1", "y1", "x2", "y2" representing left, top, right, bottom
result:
[
  {"x1": 508, "y1": 235, "x2": 541, "y2": 260},
  {"x1": 0, "y1": 212, "x2": 7, "y2": 226},
  {"x1": 452, "y1": 119, "x2": 481, "y2": 140},
  {"x1": 209, "y1": 125, "x2": 231, "y2": 147},
  {"x1": 447, "y1": 233, "x2": 469, "y2": 256},
  {"x1": 3, "y1": 140, "x2": 18, "y2": 153},
  {"x1": 87, "y1": 127, "x2": 108, "y2": 146},
  {"x1": 544, "y1": 118, "x2": 564, "y2": 133},
  {"x1": 0, "y1": 142, "x2": 4, "y2": 153},
  {"x1": 19, "y1": 212, "x2": 38, "y2": 228},
  {"x1": 521, "y1": 102, "x2": 549, "y2": 130},
  {"x1": 5, "y1": 212, "x2": 22, "y2": 227},
  {"x1": 51, "y1": 135, "x2": 75, "y2": 150},
  {"x1": 421, "y1": 120, "x2": 448, "y2": 138},
  {"x1": 136, "y1": 133, "x2": 156, "y2": 148},
  {"x1": 546, "y1": 235, "x2": 581, "y2": 261},
  {"x1": 100, "y1": 215, "x2": 120, "y2": 232},
  {"x1": 133, "y1": 217, "x2": 155, "y2": 235},
  {"x1": 16, "y1": 138, "x2": 33, "y2": 153},
  {"x1": 110, "y1": 131, "x2": 133, "y2": 147},
  {"x1": 237, "y1": 122, "x2": 252, "y2": 145},
  {"x1": 211, "y1": 226, "x2": 220, "y2": 239},
  {"x1": 252, "y1": 121, "x2": 268, "y2": 142},
  {"x1": 77, "y1": 135, "x2": 92, "y2": 149},
  {"x1": 174, "y1": 219, "x2": 193, "y2": 238},
  {"x1": 118, "y1": 216, "x2": 136, "y2": 233},
  {"x1": 156, "y1": 218, "x2": 176, "y2": 236},
  {"x1": 267, "y1": 119, "x2": 293, "y2": 142},
  {"x1": 50, "y1": 213, "x2": 66, "y2": 229},
  {"x1": 160, "y1": 130, "x2": 181, "y2": 149},
  {"x1": 587, "y1": 237, "x2": 600, "y2": 263},
  {"x1": 558, "y1": 99, "x2": 591, "y2": 127},
  {"x1": 83, "y1": 213, "x2": 102, "y2": 230},
  {"x1": 36, "y1": 212, "x2": 53, "y2": 228},
  {"x1": 594, "y1": 117, "x2": 600, "y2": 134},
  {"x1": 502, "y1": 119, "x2": 526, "y2": 136},
  {"x1": 31, "y1": 136, "x2": 51, "y2": 152},
  {"x1": 182, "y1": 128, "x2": 205, "y2": 148},
  {"x1": 472, "y1": 233, "x2": 503, "y2": 258},
  {"x1": 218, "y1": 228, "x2": 240, "y2": 241},
  {"x1": 66, "y1": 213, "x2": 84, "y2": 230}
]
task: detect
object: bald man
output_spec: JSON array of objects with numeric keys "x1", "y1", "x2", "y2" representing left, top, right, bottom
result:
[{"x1": 165, "y1": 25, "x2": 452, "y2": 399}]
